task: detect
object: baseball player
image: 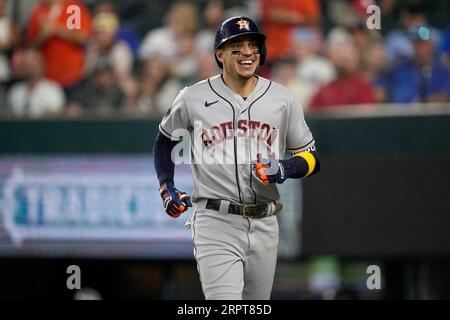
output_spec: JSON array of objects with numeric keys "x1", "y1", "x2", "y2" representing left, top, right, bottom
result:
[{"x1": 153, "y1": 16, "x2": 320, "y2": 300}]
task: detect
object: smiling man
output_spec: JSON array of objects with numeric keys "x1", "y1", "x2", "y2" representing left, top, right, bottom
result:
[{"x1": 153, "y1": 16, "x2": 320, "y2": 300}]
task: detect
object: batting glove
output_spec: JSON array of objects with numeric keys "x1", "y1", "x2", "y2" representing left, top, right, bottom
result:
[
  {"x1": 159, "y1": 181, "x2": 192, "y2": 218},
  {"x1": 252, "y1": 153, "x2": 287, "y2": 185}
]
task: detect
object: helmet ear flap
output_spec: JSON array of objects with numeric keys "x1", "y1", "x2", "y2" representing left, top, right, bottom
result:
[
  {"x1": 259, "y1": 44, "x2": 267, "y2": 66},
  {"x1": 215, "y1": 57, "x2": 223, "y2": 69},
  {"x1": 214, "y1": 49, "x2": 224, "y2": 69}
]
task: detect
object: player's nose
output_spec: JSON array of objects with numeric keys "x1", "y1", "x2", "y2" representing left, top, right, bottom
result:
[{"x1": 240, "y1": 42, "x2": 254, "y2": 55}]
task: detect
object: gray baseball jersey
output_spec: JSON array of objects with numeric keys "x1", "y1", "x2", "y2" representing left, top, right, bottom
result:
[{"x1": 159, "y1": 74, "x2": 315, "y2": 204}]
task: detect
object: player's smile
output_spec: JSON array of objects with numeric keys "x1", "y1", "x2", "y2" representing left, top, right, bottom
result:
[
  {"x1": 237, "y1": 59, "x2": 255, "y2": 69},
  {"x1": 233, "y1": 54, "x2": 259, "y2": 78}
]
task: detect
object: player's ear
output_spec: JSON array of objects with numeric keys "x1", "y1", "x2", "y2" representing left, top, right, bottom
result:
[{"x1": 215, "y1": 49, "x2": 224, "y2": 64}]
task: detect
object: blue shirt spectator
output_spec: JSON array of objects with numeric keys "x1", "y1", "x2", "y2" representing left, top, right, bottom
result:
[
  {"x1": 384, "y1": 3, "x2": 441, "y2": 66},
  {"x1": 438, "y1": 27, "x2": 450, "y2": 52},
  {"x1": 380, "y1": 25, "x2": 450, "y2": 103},
  {"x1": 117, "y1": 26, "x2": 140, "y2": 58},
  {"x1": 380, "y1": 58, "x2": 450, "y2": 103}
]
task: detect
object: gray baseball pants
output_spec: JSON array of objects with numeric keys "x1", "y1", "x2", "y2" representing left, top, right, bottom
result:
[{"x1": 191, "y1": 199, "x2": 279, "y2": 300}]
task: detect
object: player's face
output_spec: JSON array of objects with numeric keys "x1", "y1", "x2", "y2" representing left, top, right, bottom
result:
[{"x1": 218, "y1": 36, "x2": 260, "y2": 79}]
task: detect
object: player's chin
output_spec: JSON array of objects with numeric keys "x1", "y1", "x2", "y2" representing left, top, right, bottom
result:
[
  {"x1": 236, "y1": 65, "x2": 257, "y2": 78},
  {"x1": 238, "y1": 72, "x2": 255, "y2": 80}
]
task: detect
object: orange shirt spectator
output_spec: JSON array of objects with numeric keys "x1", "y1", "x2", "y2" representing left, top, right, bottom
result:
[
  {"x1": 260, "y1": 0, "x2": 321, "y2": 62},
  {"x1": 26, "y1": 0, "x2": 92, "y2": 88}
]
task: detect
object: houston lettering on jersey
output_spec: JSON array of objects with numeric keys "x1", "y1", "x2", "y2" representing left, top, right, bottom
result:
[{"x1": 201, "y1": 120, "x2": 278, "y2": 149}]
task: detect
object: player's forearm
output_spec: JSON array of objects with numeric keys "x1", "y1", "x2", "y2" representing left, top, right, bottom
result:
[
  {"x1": 153, "y1": 132, "x2": 178, "y2": 185},
  {"x1": 280, "y1": 150, "x2": 320, "y2": 180}
]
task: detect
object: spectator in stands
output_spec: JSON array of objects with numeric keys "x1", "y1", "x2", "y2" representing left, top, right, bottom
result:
[
  {"x1": 137, "y1": 55, "x2": 182, "y2": 117},
  {"x1": 0, "y1": 0, "x2": 18, "y2": 83},
  {"x1": 6, "y1": 48, "x2": 65, "y2": 118},
  {"x1": 347, "y1": 20, "x2": 382, "y2": 53},
  {"x1": 195, "y1": 51, "x2": 218, "y2": 82},
  {"x1": 378, "y1": 0, "x2": 398, "y2": 36},
  {"x1": 310, "y1": 39, "x2": 376, "y2": 110},
  {"x1": 170, "y1": 32, "x2": 198, "y2": 86},
  {"x1": 189, "y1": 0, "x2": 223, "y2": 83},
  {"x1": 85, "y1": 11, "x2": 135, "y2": 97},
  {"x1": 326, "y1": 0, "x2": 351, "y2": 27},
  {"x1": 259, "y1": 0, "x2": 321, "y2": 64},
  {"x1": 326, "y1": 1, "x2": 382, "y2": 63},
  {"x1": 93, "y1": 1, "x2": 141, "y2": 58},
  {"x1": 195, "y1": 0, "x2": 224, "y2": 54},
  {"x1": 439, "y1": 27, "x2": 450, "y2": 71},
  {"x1": 0, "y1": 0, "x2": 19, "y2": 109},
  {"x1": 26, "y1": 0, "x2": 92, "y2": 100},
  {"x1": 342, "y1": 17, "x2": 386, "y2": 103},
  {"x1": 138, "y1": 1, "x2": 198, "y2": 61},
  {"x1": 359, "y1": 39, "x2": 388, "y2": 103},
  {"x1": 289, "y1": 27, "x2": 335, "y2": 109},
  {"x1": 324, "y1": 0, "x2": 364, "y2": 34},
  {"x1": 270, "y1": 56, "x2": 304, "y2": 105},
  {"x1": 67, "y1": 60, "x2": 125, "y2": 116},
  {"x1": 385, "y1": 3, "x2": 441, "y2": 66},
  {"x1": 379, "y1": 25, "x2": 450, "y2": 103}
]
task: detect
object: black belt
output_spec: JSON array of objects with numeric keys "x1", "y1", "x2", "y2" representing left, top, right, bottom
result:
[{"x1": 205, "y1": 199, "x2": 275, "y2": 218}]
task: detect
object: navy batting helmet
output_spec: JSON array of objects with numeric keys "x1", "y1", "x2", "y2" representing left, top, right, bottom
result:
[{"x1": 214, "y1": 16, "x2": 266, "y2": 69}]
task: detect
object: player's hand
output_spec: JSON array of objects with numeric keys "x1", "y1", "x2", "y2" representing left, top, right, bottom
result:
[
  {"x1": 159, "y1": 181, "x2": 192, "y2": 218},
  {"x1": 252, "y1": 153, "x2": 286, "y2": 185}
]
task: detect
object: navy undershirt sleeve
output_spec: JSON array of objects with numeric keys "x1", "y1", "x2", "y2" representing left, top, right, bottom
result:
[
  {"x1": 280, "y1": 150, "x2": 320, "y2": 180},
  {"x1": 153, "y1": 132, "x2": 179, "y2": 185}
]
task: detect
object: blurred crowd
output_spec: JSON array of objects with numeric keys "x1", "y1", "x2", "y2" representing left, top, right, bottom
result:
[{"x1": 0, "y1": 0, "x2": 450, "y2": 119}]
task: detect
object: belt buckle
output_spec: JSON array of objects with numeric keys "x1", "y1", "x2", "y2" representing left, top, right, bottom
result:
[
  {"x1": 242, "y1": 204, "x2": 263, "y2": 218},
  {"x1": 242, "y1": 205, "x2": 250, "y2": 218}
]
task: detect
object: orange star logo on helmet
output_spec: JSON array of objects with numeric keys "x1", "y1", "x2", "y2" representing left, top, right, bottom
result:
[{"x1": 236, "y1": 18, "x2": 250, "y2": 31}]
